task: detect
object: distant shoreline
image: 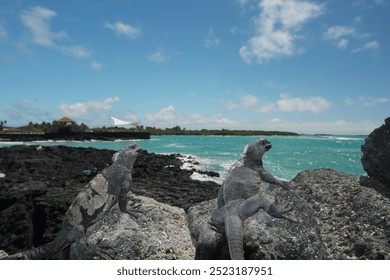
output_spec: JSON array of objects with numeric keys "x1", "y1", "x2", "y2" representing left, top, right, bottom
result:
[
  {"x1": 0, "y1": 131, "x2": 150, "y2": 142},
  {"x1": 0, "y1": 128, "x2": 299, "y2": 142},
  {"x1": 149, "y1": 130, "x2": 299, "y2": 136}
]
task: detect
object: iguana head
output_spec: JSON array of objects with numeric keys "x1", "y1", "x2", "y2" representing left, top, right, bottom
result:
[
  {"x1": 243, "y1": 138, "x2": 272, "y2": 164},
  {"x1": 112, "y1": 143, "x2": 142, "y2": 168}
]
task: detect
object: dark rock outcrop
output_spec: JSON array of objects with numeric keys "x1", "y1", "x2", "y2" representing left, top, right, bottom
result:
[
  {"x1": 361, "y1": 117, "x2": 390, "y2": 186},
  {"x1": 188, "y1": 184, "x2": 327, "y2": 260},
  {"x1": 132, "y1": 152, "x2": 220, "y2": 211},
  {"x1": 291, "y1": 168, "x2": 390, "y2": 260},
  {"x1": 0, "y1": 145, "x2": 114, "y2": 254}
]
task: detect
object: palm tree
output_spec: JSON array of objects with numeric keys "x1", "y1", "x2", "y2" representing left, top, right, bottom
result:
[{"x1": 0, "y1": 120, "x2": 7, "y2": 130}]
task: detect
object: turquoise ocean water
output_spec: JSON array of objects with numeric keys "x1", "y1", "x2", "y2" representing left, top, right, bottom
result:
[{"x1": 0, "y1": 135, "x2": 366, "y2": 181}]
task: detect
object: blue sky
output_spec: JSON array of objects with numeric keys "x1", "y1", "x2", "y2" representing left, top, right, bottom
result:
[{"x1": 0, "y1": 0, "x2": 389, "y2": 134}]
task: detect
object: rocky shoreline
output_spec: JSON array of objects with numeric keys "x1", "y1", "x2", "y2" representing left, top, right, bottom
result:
[
  {"x1": 0, "y1": 118, "x2": 389, "y2": 259},
  {"x1": 0, "y1": 145, "x2": 219, "y2": 255}
]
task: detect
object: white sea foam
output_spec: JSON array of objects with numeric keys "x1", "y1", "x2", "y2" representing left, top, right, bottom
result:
[
  {"x1": 334, "y1": 137, "x2": 365, "y2": 141},
  {"x1": 190, "y1": 171, "x2": 223, "y2": 184},
  {"x1": 178, "y1": 154, "x2": 223, "y2": 184},
  {"x1": 0, "y1": 141, "x2": 25, "y2": 146},
  {"x1": 165, "y1": 143, "x2": 186, "y2": 148},
  {"x1": 321, "y1": 136, "x2": 365, "y2": 141}
]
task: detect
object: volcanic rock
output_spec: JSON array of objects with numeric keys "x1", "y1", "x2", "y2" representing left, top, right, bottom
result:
[
  {"x1": 361, "y1": 117, "x2": 390, "y2": 186},
  {"x1": 291, "y1": 168, "x2": 390, "y2": 260},
  {"x1": 71, "y1": 194, "x2": 195, "y2": 260}
]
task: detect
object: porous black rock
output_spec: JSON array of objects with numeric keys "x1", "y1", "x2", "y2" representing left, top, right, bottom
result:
[
  {"x1": 361, "y1": 117, "x2": 390, "y2": 186},
  {"x1": 0, "y1": 145, "x2": 114, "y2": 253},
  {"x1": 291, "y1": 168, "x2": 390, "y2": 260}
]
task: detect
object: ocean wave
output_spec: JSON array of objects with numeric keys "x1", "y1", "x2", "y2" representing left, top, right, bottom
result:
[
  {"x1": 0, "y1": 141, "x2": 25, "y2": 146},
  {"x1": 165, "y1": 143, "x2": 187, "y2": 148},
  {"x1": 320, "y1": 136, "x2": 365, "y2": 141}
]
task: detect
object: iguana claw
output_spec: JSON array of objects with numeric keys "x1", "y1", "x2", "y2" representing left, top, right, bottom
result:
[
  {"x1": 268, "y1": 198, "x2": 297, "y2": 223},
  {"x1": 125, "y1": 196, "x2": 146, "y2": 219}
]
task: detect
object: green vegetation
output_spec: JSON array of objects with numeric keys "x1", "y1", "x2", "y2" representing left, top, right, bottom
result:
[
  {"x1": 98, "y1": 125, "x2": 298, "y2": 136},
  {"x1": 1, "y1": 121, "x2": 298, "y2": 136},
  {"x1": 0, "y1": 121, "x2": 89, "y2": 134},
  {"x1": 0, "y1": 120, "x2": 6, "y2": 131},
  {"x1": 145, "y1": 126, "x2": 298, "y2": 136}
]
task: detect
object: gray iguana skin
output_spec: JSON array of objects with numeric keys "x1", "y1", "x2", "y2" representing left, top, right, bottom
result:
[
  {"x1": 210, "y1": 139, "x2": 294, "y2": 260},
  {"x1": 2, "y1": 143, "x2": 141, "y2": 260}
]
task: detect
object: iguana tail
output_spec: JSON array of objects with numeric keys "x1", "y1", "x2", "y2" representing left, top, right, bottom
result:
[
  {"x1": 224, "y1": 195, "x2": 271, "y2": 260},
  {"x1": 225, "y1": 209, "x2": 245, "y2": 260},
  {"x1": 3, "y1": 237, "x2": 68, "y2": 260}
]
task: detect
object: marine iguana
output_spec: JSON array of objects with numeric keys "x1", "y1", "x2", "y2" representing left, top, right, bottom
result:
[
  {"x1": 1, "y1": 143, "x2": 142, "y2": 260},
  {"x1": 210, "y1": 138, "x2": 295, "y2": 260}
]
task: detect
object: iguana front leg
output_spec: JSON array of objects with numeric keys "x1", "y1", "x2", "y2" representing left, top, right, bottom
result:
[
  {"x1": 258, "y1": 168, "x2": 290, "y2": 190},
  {"x1": 117, "y1": 189, "x2": 144, "y2": 219}
]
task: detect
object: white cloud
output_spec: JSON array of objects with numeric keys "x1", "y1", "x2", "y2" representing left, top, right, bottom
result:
[
  {"x1": 137, "y1": 102, "x2": 384, "y2": 134},
  {"x1": 90, "y1": 61, "x2": 103, "y2": 70},
  {"x1": 19, "y1": 6, "x2": 96, "y2": 64},
  {"x1": 228, "y1": 94, "x2": 260, "y2": 110},
  {"x1": 144, "y1": 105, "x2": 379, "y2": 134},
  {"x1": 148, "y1": 51, "x2": 168, "y2": 63},
  {"x1": 204, "y1": 28, "x2": 220, "y2": 48},
  {"x1": 277, "y1": 94, "x2": 331, "y2": 113},
  {"x1": 364, "y1": 41, "x2": 380, "y2": 49},
  {"x1": 256, "y1": 102, "x2": 275, "y2": 113},
  {"x1": 227, "y1": 93, "x2": 330, "y2": 114},
  {"x1": 323, "y1": 25, "x2": 356, "y2": 50},
  {"x1": 105, "y1": 21, "x2": 141, "y2": 39},
  {"x1": 345, "y1": 96, "x2": 388, "y2": 107},
  {"x1": 324, "y1": 26, "x2": 356, "y2": 40},
  {"x1": 324, "y1": 25, "x2": 380, "y2": 53},
  {"x1": 336, "y1": 38, "x2": 349, "y2": 49},
  {"x1": 237, "y1": 0, "x2": 249, "y2": 6},
  {"x1": 20, "y1": 6, "x2": 67, "y2": 48},
  {"x1": 240, "y1": 0, "x2": 323, "y2": 63},
  {"x1": 60, "y1": 45, "x2": 90, "y2": 58},
  {"x1": 352, "y1": 40, "x2": 380, "y2": 53},
  {"x1": 230, "y1": 27, "x2": 238, "y2": 35},
  {"x1": 145, "y1": 106, "x2": 190, "y2": 126},
  {"x1": 4, "y1": 98, "x2": 53, "y2": 123},
  {"x1": 59, "y1": 97, "x2": 119, "y2": 119},
  {"x1": 144, "y1": 105, "x2": 239, "y2": 129}
]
